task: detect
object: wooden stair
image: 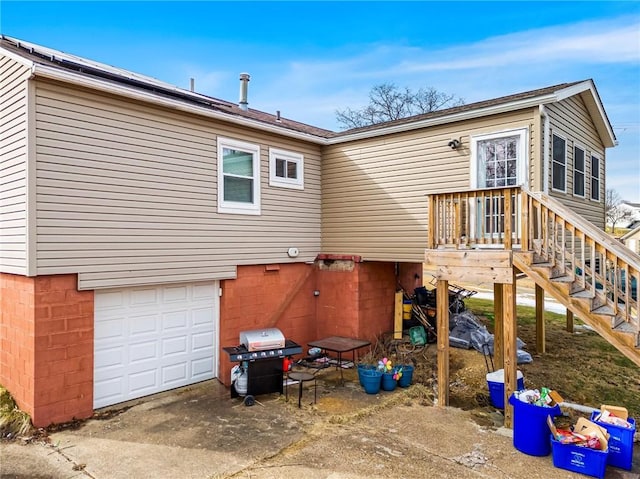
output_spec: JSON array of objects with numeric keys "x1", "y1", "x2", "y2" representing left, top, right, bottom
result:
[{"x1": 514, "y1": 251, "x2": 640, "y2": 367}]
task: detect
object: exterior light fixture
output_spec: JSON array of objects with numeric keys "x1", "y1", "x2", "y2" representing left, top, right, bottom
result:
[{"x1": 448, "y1": 138, "x2": 461, "y2": 149}]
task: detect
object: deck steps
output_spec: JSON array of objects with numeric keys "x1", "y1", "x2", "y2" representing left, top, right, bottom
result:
[{"x1": 513, "y1": 251, "x2": 640, "y2": 367}]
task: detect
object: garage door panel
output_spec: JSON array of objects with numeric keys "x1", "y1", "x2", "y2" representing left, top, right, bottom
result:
[
  {"x1": 192, "y1": 331, "x2": 213, "y2": 352},
  {"x1": 130, "y1": 288, "x2": 159, "y2": 306},
  {"x1": 95, "y1": 346, "x2": 125, "y2": 369},
  {"x1": 193, "y1": 283, "x2": 217, "y2": 299},
  {"x1": 162, "y1": 363, "x2": 188, "y2": 385},
  {"x1": 94, "y1": 318, "x2": 125, "y2": 340},
  {"x1": 129, "y1": 314, "x2": 160, "y2": 336},
  {"x1": 94, "y1": 281, "x2": 218, "y2": 409},
  {"x1": 163, "y1": 285, "x2": 188, "y2": 302},
  {"x1": 129, "y1": 340, "x2": 158, "y2": 364},
  {"x1": 192, "y1": 307, "x2": 214, "y2": 326},
  {"x1": 129, "y1": 369, "x2": 159, "y2": 394},
  {"x1": 162, "y1": 310, "x2": 188, "y2": 330},
  {"x1": 94, "y1": 377, "x2": 125, "y2": 406},
  {"x1": 191, "y1": 357, "x2": 213, "y2": 378},
  {"x1": 94, "y1": 290, "x2": 125, "y2": 310},
  {"x1": 162, "y1": 336, "x2": 188, "y2": 356}
]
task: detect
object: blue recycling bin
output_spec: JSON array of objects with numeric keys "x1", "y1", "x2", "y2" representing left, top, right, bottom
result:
[{"x1": 509, "y1": 394, "x2": 561, "y2": 456}]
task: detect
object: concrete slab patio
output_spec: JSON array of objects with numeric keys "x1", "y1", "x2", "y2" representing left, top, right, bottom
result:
[{"x1": 1, "y1": 368, "x2": 639, "y2": 479}]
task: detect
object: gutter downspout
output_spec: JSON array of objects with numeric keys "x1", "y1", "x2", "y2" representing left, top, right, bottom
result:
[{"x1": 540, "y1": 104, "x2": 550, "y2": 194}]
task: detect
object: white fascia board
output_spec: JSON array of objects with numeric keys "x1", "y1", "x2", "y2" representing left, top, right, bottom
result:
[
  {"x1": 554, "y1": 80, "x2": 616, "y2": 148},
  {"x1": 553, "y1": 80, "x2": 592, "y2": 101},
  {"x1": 31, "y1": 64, "x2": 328, "y2": 145},
  {"x1": 327, "y1": 94, "x2": 557, "y2": 144},
  {"x1": 0, "y1": 46, "x2": 35, "y2": 70}
]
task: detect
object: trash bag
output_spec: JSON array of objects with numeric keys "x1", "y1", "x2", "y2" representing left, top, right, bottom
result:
[
  {"x1": 470, "y1": 325, "x2": 493, "y2": 352},
  {"x1": 517, "y1": 349, "x2": 533, "y2": 364},
  {"x1": 447, "y1": 309, "x2": 534, "y2": 363},
  {"x1": 449, "y1": 323, "x2": 472, "y2": 349}
]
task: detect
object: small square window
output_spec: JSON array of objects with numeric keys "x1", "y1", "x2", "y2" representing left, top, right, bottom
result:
[{"x1": 269, "y1": 148, "x2": 303, "y2": 190}]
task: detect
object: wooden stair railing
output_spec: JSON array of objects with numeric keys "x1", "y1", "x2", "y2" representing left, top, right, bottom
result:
[
  {"x1": 521, "y1": 190, "x2": 639, "y2": 352},
  {"x1": 427, "y1": 186, "x2": 640, "y2": 365}
]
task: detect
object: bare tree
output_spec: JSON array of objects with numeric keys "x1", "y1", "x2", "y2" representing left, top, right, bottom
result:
[
  {"x1": 336, "y1": 83, "x2": 464, "y2": 130},
  {"x1": 605, "y1": 188, "x2": 632, "y2": 232}
]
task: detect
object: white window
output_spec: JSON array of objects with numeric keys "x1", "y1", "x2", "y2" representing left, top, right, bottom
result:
[
  {"x1": 591, "y1": 154, "x2": 601, "y2": 202},
  {"x1": 470, "y1": 128, "x2": 528, "y2": 189},
  {"x1": 573, "y1": 146, "x2": 585, "y2": 197},
  {"x1": 552, "y1": 134, "x2": 566, "y2": 192},
  {"x1": 217, "y1": 137, "x2": 260, "y2": 215},
  {"x1": 269, "y1": 148, "x2": 304, "y2": 190}
]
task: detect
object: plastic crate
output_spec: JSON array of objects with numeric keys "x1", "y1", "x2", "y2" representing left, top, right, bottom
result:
[
  {"x1": 590, "y1": 412, "x2": 635, "y2": 471},
  {"x1": 486, "y1": 369, "x2": 524, "y2": 409},
  {"x1": 551, "y1": 437, "x2": 608, "y2": 479}
]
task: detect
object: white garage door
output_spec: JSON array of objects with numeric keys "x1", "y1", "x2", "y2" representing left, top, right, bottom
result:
[{"x1": 94, "y1": 282, "x2": 219, "y2": 408}]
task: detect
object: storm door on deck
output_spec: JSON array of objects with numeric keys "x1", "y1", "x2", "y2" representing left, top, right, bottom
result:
[{"x1": 470, "y1": 129, "x2": 528, "y2": 243}]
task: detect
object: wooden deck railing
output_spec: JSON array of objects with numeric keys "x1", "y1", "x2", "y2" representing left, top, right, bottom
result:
[
  {"x1": 427, "y1": 186, "x2": 523, "y2": 250},
  {"x1": 427, "y1": 186, "x2": 639, "y2": 346}
]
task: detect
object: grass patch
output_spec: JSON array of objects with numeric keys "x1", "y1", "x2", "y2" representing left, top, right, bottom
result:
[
  {"x1": 464, "y1": 298, "x2": 640, "y2": 419},
  {"x1": 0, "y1": 386, "x2": 33, "y2": 438}
]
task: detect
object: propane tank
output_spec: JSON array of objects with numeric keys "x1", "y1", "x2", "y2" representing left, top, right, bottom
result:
[{"x1": 234, "y1": 363, "x2": 248, "y2": 396}]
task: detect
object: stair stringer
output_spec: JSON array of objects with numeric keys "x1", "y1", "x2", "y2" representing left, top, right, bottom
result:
[{"x1": 513, "y1": 252, "x2": 640, "y2": 368}]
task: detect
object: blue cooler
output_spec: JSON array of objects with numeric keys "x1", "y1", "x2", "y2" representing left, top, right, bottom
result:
[{"x1": 486, "y1": 369, "x2": 524, "y2": 409}]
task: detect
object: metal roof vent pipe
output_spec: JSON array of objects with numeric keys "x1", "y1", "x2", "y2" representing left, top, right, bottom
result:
[{"x1": 239, "y1": 73, "x2": 250, "y2": 111}]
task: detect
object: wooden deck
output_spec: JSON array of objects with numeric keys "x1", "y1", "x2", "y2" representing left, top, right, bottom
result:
[{"x1": 426, "y1": 186, "x2": 640, "y2": 428}]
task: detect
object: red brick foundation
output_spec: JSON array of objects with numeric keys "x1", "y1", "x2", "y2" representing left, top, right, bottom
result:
[
  {"x1": 218, "y1": 261, "x2": 421, "y2": 385},
  {"x1": 1, "y1": 261, "x2": 421, "y2": 423},
  {"x1": 0, "y1": 273, "x2": 94, "y2": 427},
  {"x1": 219, "y1": 263, "x2": 317, "y2": 386},
  {"x1": 315, "y1": 260, "x2": 422, "y2": 342}
]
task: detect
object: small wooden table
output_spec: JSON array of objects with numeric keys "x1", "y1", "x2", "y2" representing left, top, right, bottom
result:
[{"x1": 307, "y1": 336, "x2": 371, "y2": 384}]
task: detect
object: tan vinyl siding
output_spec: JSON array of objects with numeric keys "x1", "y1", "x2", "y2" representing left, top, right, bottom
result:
[
  {"x1": 0, "y1": 56, "x2": 31, "y2": 274},
  {"x1": 322, "y1": 110, "x2": 535, "y2": 261},
  {"x1": 546, "y1": 97, "x2": 606, "y2": 229},
  {"x1": 34, "y1": 80, "x2": 321, "y2": 289}
]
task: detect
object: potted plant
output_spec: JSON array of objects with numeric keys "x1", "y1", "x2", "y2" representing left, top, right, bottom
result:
[{"x1": 378, "y1": 358, "x2": 402, "y2": 391}]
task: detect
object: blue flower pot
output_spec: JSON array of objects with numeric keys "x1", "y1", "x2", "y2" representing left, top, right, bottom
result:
[
  {"x1": 381, "y1": 372, "x2": 397, "y2": 391},
  {"x1": 357, "y1": 364, "x2": 377, "y2": 386},
  {"x1": 360, "y1": 369, "x2": 382, "y2": 394},
  {"x1": 398, "y1": 365, "x2": 414, "y2": 388}
]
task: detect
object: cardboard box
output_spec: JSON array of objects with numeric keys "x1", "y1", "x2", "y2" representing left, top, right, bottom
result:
[{"x1": 600, "y1": 404, "x2": 628, "y2": 420}]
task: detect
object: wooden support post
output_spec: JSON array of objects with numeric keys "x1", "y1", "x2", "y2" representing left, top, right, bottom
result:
[
  {"x1": 502, "y1": 270, "x2": 517, "y2": 429},
  {"x1": 493, "y1": 283, "x2": 504, "y2": 369},
  {"x1": 436, "y1": 279, "x2": 450, "y2": 407},
  {"x1": 566, "y1": 309, "x2": 574, "y2": 333},
  {"x1": 428, "y1": 195, "x2": 437, "y2": 249},
  {"x1": 394, "y1": 291, "x2": 403, "y2": 340},
  {"x1": 535, "y1": 284, "x2": 546, "y2": 353}
]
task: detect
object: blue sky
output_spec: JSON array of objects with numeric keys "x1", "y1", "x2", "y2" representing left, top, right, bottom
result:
[{"x1": 2, "y1": 1, "x2": 639, "y2": 202}]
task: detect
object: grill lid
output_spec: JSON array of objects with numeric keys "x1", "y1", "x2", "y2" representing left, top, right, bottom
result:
[{"x1": 239, "y1": 328, "x2": 286, "y2": 351}]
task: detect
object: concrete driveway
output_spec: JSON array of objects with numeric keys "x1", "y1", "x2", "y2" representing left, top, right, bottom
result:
[{"x1": 1, "y1": 369, "x2": 638, "y2": 479}]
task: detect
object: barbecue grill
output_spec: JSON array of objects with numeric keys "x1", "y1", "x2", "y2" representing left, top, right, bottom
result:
[{"x1": 223, "y1": 328, "x2": 302, "y2": 404}]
